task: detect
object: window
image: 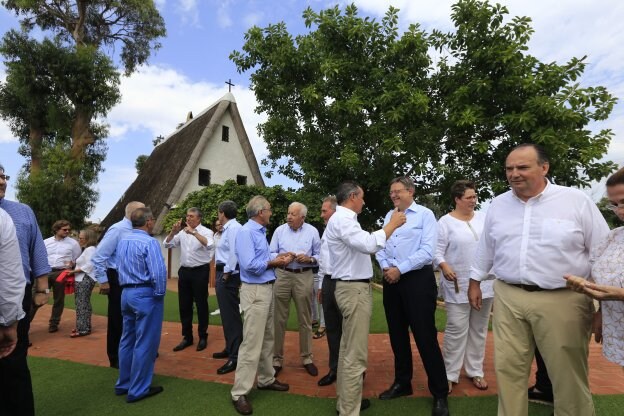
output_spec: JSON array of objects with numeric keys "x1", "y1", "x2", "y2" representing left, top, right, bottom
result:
[
  {"x1": 236, "y1": 175, "x2": 247, "y2": 186},
  {"x1": 222, "y1": 125, "x2": 229, "y2": 142},
  {"x1": 198, "y1": 169, "x2": 211, "y2": 186}
]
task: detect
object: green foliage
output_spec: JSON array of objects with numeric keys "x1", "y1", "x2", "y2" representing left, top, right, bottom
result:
[
  {"x1": 231, "y1": 1, "x2": 617, "y2": 223},
  {"x1": 135, "y1": 154, "x2": 148, "y2": 175}
]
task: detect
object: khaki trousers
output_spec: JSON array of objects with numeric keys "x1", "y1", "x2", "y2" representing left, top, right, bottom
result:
[
  {"x1": 335, "y1": 281, "x2": 372, "y2": 416},
  {"x1": 273, "y1": 268, "x2": 314, "y2": 366},
  {"x1": 231, "y1": 283, "x2": 276, "y2": 400},
  {"x1": 493, "y1": 280, "x2": 594, "y2": 416}
]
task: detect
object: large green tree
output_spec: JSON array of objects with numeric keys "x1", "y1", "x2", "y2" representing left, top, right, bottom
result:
[
  {"x1": 231, "y1": 1, "x2": 617, "y2": 225},
  {"x1": 0, "y1": 0, "x2": 165, "y2": 231}
]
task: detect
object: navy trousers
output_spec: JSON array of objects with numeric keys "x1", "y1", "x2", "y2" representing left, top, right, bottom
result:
[{"x1": 215, "y1": 269, "x2": 243, "y2": 360}]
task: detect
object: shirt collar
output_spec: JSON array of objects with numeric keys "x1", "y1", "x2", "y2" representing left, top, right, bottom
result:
[
  {"x1": 511, "y1": 180, "x2": 550, "y2": 203},
  {"x1": 336, "y1": 205, "x2": 357, "y2": 218},
  {"x1": 247, "y1": 219, "x2": 266, "y2": 233}
]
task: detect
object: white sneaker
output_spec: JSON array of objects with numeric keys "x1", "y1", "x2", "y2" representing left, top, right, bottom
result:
[{"x1": 210, "y1": 308, "x2": 221, "y2": 316}]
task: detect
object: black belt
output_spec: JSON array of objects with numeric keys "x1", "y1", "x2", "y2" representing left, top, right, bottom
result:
[
  {"x1": 180, "y1": 264, "x2": 209, "y2": 270},
  {"x1": 507, "y1": 282, "x2": 564, "y2": 292},
  {"x1": 51, "y1": 268, "x2": 67, "y2": 272},
  {"x1": 121, "y1": 282, "x2": 152, "y2": 289},
  {"x1": 243, "y1": 280, "x2": 274, "y2": 285},
  {"x1": 339, "y1": 279, "x2": 370, "y2": 283},
  {"x1": 283, "y1": 267, "x2": 313, "y2": 274},
  {"x1": 323, "y1": 274, "x2": 332, "y2": 279},
  {"x1": 216, "y1": 263, "x2": 225, "y2": 271}
]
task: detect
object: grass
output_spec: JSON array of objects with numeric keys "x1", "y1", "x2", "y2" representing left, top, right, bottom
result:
[
  {"x1": 61, "y1": 286, "x2": 449, "y2": 333},
  {"x1": 30, "y1": 356, "x2": 624, "y2": 416}
]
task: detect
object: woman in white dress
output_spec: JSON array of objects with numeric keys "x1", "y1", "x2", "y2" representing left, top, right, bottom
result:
[
  {"x1": 67, "y1": 229, "x2": 98, "y2": 337},
  {"x1": 434, "y1": 180, "x2": 494, "y2": 392},
  {"x1": 566, "y1": 167, "x2": 624, "y2": 368}
]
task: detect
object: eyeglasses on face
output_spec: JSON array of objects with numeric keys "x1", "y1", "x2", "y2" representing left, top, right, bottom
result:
[
  {"x1": 61, "y1": 228, "x2": 71, "y2": 232},
  {"x1": 606, "y1": 203, "x2": 624, "y2": 212},
  {"x1": 0, "y1": 174, "x2": 10, "y2": 181},
  {"x1": 388, "y1": 188, "x2": 408, "y2": 196}
]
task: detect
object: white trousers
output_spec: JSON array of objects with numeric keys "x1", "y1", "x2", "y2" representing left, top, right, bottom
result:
[{"x1": 442, "y1": 299, "x2": 493, "y2": 382}]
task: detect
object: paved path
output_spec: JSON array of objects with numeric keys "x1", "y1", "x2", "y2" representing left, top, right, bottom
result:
[{"x1": 28, "y1": 282, "x2": 624, "y2": 398}]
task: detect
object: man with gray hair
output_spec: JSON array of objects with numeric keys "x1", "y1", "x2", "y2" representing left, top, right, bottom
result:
[
  {"x1": 270, "y1": 201, "x2": 321, "y2": 377},
  {"x1": 92, "y1": 200, "x2": 145, "y2": 368},
  {"x1": 165, "y1": 207, "x2": 215, "y2": 352},
  {"x1": 231, "y1": 195, "x2": 293, "y2": 415}
]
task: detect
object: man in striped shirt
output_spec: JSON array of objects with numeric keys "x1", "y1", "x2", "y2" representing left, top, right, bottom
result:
[{"x1": 114, "y1": 207, "x2": 167, "y2": 403}]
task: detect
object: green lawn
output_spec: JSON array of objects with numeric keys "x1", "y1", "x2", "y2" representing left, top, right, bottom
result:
[
  {"x1": 30, "y1": 357, "x2": 624, "y2": 416},
  {"x1": 62, "y1": 286, "x2": 448, "y2": 333}
]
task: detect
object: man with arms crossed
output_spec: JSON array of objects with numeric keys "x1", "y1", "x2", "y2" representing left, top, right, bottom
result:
[
  {"x1": 468, "y1": 143, "x2": 609, "y2": 416},
  {"x1": 325, "y1": 181, "x2": 406, "y2": 416}
]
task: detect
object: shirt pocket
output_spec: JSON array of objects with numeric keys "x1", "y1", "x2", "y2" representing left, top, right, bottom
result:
[{"x1": 540, "y1": 218, "x2": 577, "y2": 247}]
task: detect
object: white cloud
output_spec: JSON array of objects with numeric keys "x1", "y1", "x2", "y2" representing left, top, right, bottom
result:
[
  {"x1": 174, "y1": 0, "x2": 200, "y2": 26},
  {"x1": 217, "y1": 0, "x2": 234, "y2": 28},
  {"x1": 244, "y1": 11, "x2": 265, "y2": 27},
  {"x1": 89, "y1": 165, "x2": 138, "y2": 222}
]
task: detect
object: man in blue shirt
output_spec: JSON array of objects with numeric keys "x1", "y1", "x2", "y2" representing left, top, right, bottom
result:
[
  {"x1": 212, "y1": 200, "x2": 243, "y2": 375},
  {"x1": 0, "y1": 163, "x2": 50, "y2": 416},
  {"x1": 376, "y1": 176, "x2": 449, "y2": 416},
  {"x1": 91, "y1": 201, "x2": 145, "y2": 368},
  {"x1": 115, "y1": 207, "x2": 167, "y2": 403},
  {"x1": 230, "y1": 196, "x2": 293, "y2": 415}
]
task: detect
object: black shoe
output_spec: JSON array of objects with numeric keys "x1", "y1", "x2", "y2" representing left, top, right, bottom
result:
[
  {"x1": 304, "y1": 363, "x2": 318, "y2": 376},
  {"x1": 273, "y1": 365, "x2": 282, "y2": 376},
  {"x1": 127, "y1": 386, "x2": 164, "y2": 403},
  {"x1": 197, "y1": 338, "x2": 207, "y2": 351},
  {"x1": 217, "y1": 360, "x2": 237, "y2": 375},
  {"x1": 379, "y1": 382, "x2": 413, "y2": 400},
  {"x1": 213, "y1": 349, "x2": 229, "y2": 359},
  {"x1": 318, "y1": 370, "x2": 337, "y2": 386},
  {"x1": 432, "y1": 397, "x2": 449, "y2": 416},
  {"x1": 528, "y1": 385, "x2": 554, "y2": 405},
  {"x1": 48, "y1": 325, "x2": 58, "y2": 333},
  {"x1": 336, "y1": 399, "x2": 371, "y2": 414},
  {"x1": 173, "y1": 338, "x2": 193, "y2": 352}
]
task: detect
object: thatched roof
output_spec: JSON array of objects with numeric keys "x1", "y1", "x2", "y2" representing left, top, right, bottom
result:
[{"x1": 100, "y1": 92, "x2": 264, "y2": 234}]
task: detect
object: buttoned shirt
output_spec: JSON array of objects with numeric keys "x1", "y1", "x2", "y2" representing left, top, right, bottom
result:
[
  {"x1": 0, "y1": 198, "x2": 50, "y2": 284},
  {"x1": 44, "y1": 236, "x2": 81, "y2": 269},
  {"x1": 235, "y1": 220, "x2": 276, "y2": 284},
  {"x1": 376, "y1": 201, "x2": 437, "y2": 274},
  {"x1": 117, "y1": 229, "x2": 167, "y2": 296},
  {"x1": 317, "y1": 232, "x2": 332, "y2": 277},
  {"x1": 215, "y1": 219, "x2": 242, "y2": 274},
  {"x1": 74, "y1": 246, "x2": 96, "y2": 283},
  {"x1": 0, "y1": 208, "x2": 26, "y2": 325},
  {"x1": 470, "y1": 182, "x2": 610, "y2": 289},
  {"x1": 163, "y1": 224, "x2": 214, "y2": 267},
  {"x1": 270, "y1": 222, "x2": 320, "y2": 269},
  {"x1": 325, "y1": 206, "x2": 386, "y2": 281},
  {"x1": 91, "y1": 217, "x2": 133, "y2": 284}
]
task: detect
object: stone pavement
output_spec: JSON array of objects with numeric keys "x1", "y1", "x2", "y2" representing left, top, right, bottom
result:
[{"x1": 27, "y1": 282, "x2": 624, "y2": 399}]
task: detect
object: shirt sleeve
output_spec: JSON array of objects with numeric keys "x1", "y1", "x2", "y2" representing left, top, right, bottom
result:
[
  {"x1": 163, "y1": 232, "x2": 180, "y2": 248},
  {"x1": 341, "y1": 217, "x2": 386, "y2": 254},
  {"x1": 71, "y1": 239, "x2": 82, "y2": 261},
  {"x1": 375, "y1": 212, "x2": 392, "y2": 269},
  {"x1": 225, "y1": 226, "x2": 240, "y2": 274},
  {"x1": 397, "y1": 210, "x2": 437, "y2": 274},
  {"x1": 269, "y1": 227, "x2": 280, "y2": 256},
  {"x1": 146, "y1": 239, "x2": 167, "y2": 296},
  {"x1": 470, "y1": 208, "x2": 495, "y2": 281},
  {"x1": 80, "y1": 246, "x2": 96, "y2": 277},
  {"x1": 433, "y1": 216, "x2": 449, "y2": 269},
  {"x1": 91, "y1": 226, "x2": 119, "y2": 284},
  {"x1": 237, "y1": 228, "x2": 268, "y2": 276},
  {"x1": 0, "y1": 213, "x2": 26, "y2": 325},
  {"x1": 28, "y1": 208, "x2": 51, "y2": 279},
  {"x1": 310, "y1": 228, "x2": 321, "y2": 262}
]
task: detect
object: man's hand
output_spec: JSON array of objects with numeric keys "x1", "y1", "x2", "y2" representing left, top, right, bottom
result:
[
  {"x1": 388, "y1": 208, "x2": 407, "y2": 229},
  {"x1": 440, "y1": 264, "x2": 457, "y2": 281},
  {"x1": 317, "y1": 289, "x2": 323, "y2": 304},
  {"x1": 223, "y1": 272, "x2": 231, "y2": 282},
  {"x1": 468, "y1": 279, "x2": 482, "y2": 311},
  {"x1": 593, "y1": 311, "x2": 603, "y2": 344},
  {"x1": 295, "y1": 253, "x2": 313, "y2": 264},
  {"x1": 383, "y1": 267, "x2": 401, "y2": 284},
  {"x1": 0, "y1": 323, "x2": 18, "y2": 359},
  {"x1": 171, "y1": 220, "x2": 183, "y2": 234},
  {"x1": 99, "y1": 282, "x2": 110, "y2": 295}
]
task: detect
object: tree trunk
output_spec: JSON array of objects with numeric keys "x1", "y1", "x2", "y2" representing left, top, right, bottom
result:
[
  {"x1": 66, "y1": 107, "x2": 94, "y2": 187},
  {"x1": 28, "y1": 126, "x2": 44, "y2": 176}
]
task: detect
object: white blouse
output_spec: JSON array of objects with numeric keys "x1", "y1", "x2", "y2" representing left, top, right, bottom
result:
[
  {"x1": 74, "y1": 246, "x2": 96, "y2": 283},
  {"x1": 434, "y1": 211, "x2": 493, "y2": 303}
]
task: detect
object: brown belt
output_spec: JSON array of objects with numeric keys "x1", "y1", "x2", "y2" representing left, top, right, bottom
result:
[
  {"x1": 507, "y1": 283, "x2": 564, "y2": 292},
  {"x1": 283, "y1": 267, "x2": 313, "y2": 274}
]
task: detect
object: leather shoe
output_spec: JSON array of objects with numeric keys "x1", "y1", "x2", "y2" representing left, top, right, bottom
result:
[
  {"x1": 379, "y1": 382, "x2": 413, "y2": 400},
  {"x1": 318, "y1": 370, "x2": 337, "y2": 386},
  {"x1": 257, "y1": 379, "x2": 289, "y2": 392},
  {"x1": 196, "y1": 338, "x2": 207, "y2": 351},
  {"x1": 217, "y1": 360, "x2": 237, "y2": 375},
  {"x1": 304, "y1": 363, "x2": 318, "y2": 376},
  {"x1": 336, "y1": 399, "x2": 371, "y2": 414},
  {"x1": 127, "y1": 385, "x2": 164, "y2": 403},
  {"x1": 232, "y1": 395, "x2": 252, "y2": 415},
  {"x1": 173, "y1": 338, "x2": 193, "y2": 352},
  {"x1": 432, "y1": 396, "x2": 449, "y2": 416},
  {"x1": 213, "y1": 349, "x2": 229, "y2": 359},
  {"x1": 273, "y1": 365, "x2": 282, "y2": 376}
]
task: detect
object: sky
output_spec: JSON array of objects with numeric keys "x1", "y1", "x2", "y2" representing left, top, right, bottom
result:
[{"x1": 0, "y1": 0, "x2": 623, "y2": 221}]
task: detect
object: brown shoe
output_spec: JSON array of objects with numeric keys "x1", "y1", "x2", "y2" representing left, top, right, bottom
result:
[
  {"x1": 257, "y1": 379, "x2": 289, "y2": 392},
  {"x1": 304, "y1": 363, "x2": 318, "y2": 376},
  {"x1": 232, "y1": 395, "x2": 252, "y2": 415}
]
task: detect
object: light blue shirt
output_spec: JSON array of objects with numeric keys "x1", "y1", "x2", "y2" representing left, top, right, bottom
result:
[
  {"x1": 376, "y1": 201, "x2": 437, "y2": 274},
  {"x1": 215, "y1": 219, "x2": 242, "y2": 274},
  {"x1": 0, "y1": 198, "x2": 50, "y2": 283},
  {"x1": 235, "y1": 220, "x2": 276, "y2": 284},
  {"x1": 91, "y1": 217, "x2": 133, "y2": 284},
  {"x1": 116, "y1": 229, "x2": 167, "y2": 296},
  {"x1": 270, "y1": 222, "x2": 320, "y2": 269}
]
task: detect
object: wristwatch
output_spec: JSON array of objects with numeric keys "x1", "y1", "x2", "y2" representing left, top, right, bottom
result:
[
  {"x1": 35, "y1": 288, "x2": 50, "y2": 294},
  {"x1": 192, "y1": 230, "x2": 198, "y2": 235}
]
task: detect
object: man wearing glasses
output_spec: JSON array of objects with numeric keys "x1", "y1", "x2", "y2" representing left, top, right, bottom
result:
[
  {"x1": 0, "y1": 163, "x2": 50, "y2": 416},
  {"x1": 30, "y1": 220, "x2": 81, "y2": 333}
]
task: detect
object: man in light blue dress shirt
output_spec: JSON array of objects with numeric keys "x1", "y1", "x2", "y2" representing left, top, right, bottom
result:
[
  {"x1": 115, "y1": 207, "x2": 167, "y2": 403},
  {"x1": 376, "y1": 176, "x2": 449, "y2": 416}
]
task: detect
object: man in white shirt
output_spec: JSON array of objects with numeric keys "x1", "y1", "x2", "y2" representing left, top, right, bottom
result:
[
  {"x1": 34, "y1": 220, "x2": 81, "y2": 333},
  {"x1": 468, "y1": 143, "x2": 610, "y2": 416},
  {"x1": 164, "y1": 207, "x2": 215, "y2": 352},
  {"x1": 270, "y1": 202, "x2": 321, "y2": 377},
  {"x1": 325, "y1": 181, "x2": 406, "y2": 416},
  {"x1": 0, "y1": 208, "x2": 26, "y2": 359}
]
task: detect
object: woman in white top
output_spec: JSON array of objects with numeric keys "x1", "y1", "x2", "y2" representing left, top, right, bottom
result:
[
  {"x1": 434, "y1": 180, "x2": 494, "y2": 392},
  {"x1": 67, "y1": 229, "x2": 98, "y2": 337}
]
